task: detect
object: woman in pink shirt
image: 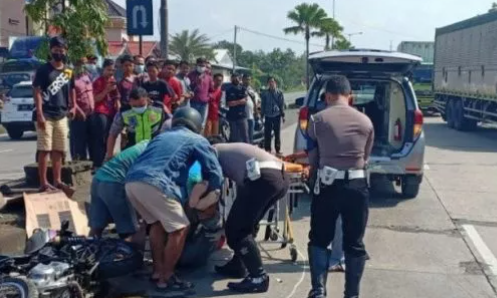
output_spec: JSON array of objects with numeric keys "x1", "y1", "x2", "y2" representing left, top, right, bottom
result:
[{"x1": 70, "y1": 57, "x2": 94, "y2": 161}]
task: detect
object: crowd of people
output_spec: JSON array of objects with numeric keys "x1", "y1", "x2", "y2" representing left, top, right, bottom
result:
[
  {"x1": 33, "y1": 36, "x2": 371, "y2": 297},
  {"x1": 31, "y1": 36, "x2": 293, "y2": 294}
]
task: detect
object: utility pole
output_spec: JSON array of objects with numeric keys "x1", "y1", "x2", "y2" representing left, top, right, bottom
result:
[
  {"x1": 389, "y1": 40, "x2": 393, "y2": 51},
  {"x1": 233, "y1": 25, "x2": 237, "y2": 73},
  {"x1": 331, "y1": 0, "x2": 336, "y2": 49},
  {"x1": 160, "y1": 0, "x2": 168, "y2": 59}
]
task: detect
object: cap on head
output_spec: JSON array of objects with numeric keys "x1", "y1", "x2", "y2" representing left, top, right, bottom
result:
[
  {"x1": 50, "y1": 36, "x2": 67, "y2": 49},
  {"x1": 325, "y1": 75, "x2": 351, "y2": 96},
  {"x1": 172, "y1": 107, "x2": 203, "y2": 134}
]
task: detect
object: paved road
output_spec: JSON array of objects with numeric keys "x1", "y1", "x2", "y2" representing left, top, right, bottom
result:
[
  {"x1": 109, "y1": 116, "x2": 497, "y2": 297},
  {"x1": 3, "y1": 93, "x2": 497, "y2": 297}
]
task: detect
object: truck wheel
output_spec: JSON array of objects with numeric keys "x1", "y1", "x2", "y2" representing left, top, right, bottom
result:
[
  {"x1": 6, "y1": 127, "x2": 24, "y2": 140},
  {"x1": 454, "y1": 100, "x2": 477, "y2": 131},
  {"x1": 446, "y1": 100, "x2": 455, "y2": 129},
  {"x1": 401, "y1": 175, "x2": 421, "y2": 199}
]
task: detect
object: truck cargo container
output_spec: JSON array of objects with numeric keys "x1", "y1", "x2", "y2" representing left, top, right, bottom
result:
[{"x1": 433, "y1": 10, "x2": 497, "y2": 130}]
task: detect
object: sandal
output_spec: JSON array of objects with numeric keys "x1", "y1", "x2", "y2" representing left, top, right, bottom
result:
[
  {"x1": 156, "y1": 275, "x2": 195, "y2": 292},
  {"x1": 55, "y1": 183, "x2": 75, "y2": 198},
  {"x1": 39, "y1": 184, "x2": 56, "y2": 193}
]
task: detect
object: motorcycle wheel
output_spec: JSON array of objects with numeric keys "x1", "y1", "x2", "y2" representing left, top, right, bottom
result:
[
  {"x1": 96, "y1": 240, "x2": 144, "y2": 280},
  {"x1": 0, "y1": 277, "x2": 38, "y2": 298}
]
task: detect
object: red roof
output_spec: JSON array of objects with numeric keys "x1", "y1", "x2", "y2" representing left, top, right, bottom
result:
[
  {"x1": 108, "y1": 41, "x2": 126, "y2": 57},
  {"x1": 126, "y1": 41, "x2": 159, "y2": 57}
]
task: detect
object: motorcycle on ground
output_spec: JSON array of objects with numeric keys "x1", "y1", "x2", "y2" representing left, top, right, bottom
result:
[{"x1": 0, "y1": 221, "x2": 143, "y2": 298}]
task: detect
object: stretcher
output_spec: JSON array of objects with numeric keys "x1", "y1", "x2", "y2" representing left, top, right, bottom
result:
[{"x1": 258, "y1": 155, "x2": 310, "y2": 262}]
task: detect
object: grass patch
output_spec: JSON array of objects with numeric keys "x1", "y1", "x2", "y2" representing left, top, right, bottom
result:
[{"x1": 0, "y1": 125, "x2": 5, "y2": 134}]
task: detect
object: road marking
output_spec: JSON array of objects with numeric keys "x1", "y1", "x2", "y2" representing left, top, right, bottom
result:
[
  {"x1": 285, "y1": 245, "x2": 307, "y2": 298},
  {"x1": 424, "y1": 164, "x2": 430, "y2": 170},
  {"x1": 0, "y1": 149, "x2": 13, "y2": 154},
  {"x1": 463, "y1": 224, "x2": 497, "y2": 275}
]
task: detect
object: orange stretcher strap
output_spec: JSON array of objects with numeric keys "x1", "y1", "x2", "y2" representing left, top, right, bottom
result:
[{"x1": 283, "y1": 162, "x2": 305, "y2": 173}]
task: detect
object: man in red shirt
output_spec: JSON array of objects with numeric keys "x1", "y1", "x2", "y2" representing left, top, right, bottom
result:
[
  {"x1": 205, "y1": 73, "x2": 223, "y2": 136},
  {"x1": 91, "y1": 59, "x2": 121, "y2": 169},
  {"x1": 160, "y1": 60, "x2": 183, "y2": 112}
]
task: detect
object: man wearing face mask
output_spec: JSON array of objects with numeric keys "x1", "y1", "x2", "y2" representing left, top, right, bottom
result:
[
  {"x1": 221, "y1": 73, "x2": 249, "y2": 143},
  {"x1": 134, "y1": 55, "x2": 146, "y2": 75},
  {"x1": 86, "y1": 55, "x2": 100, "y2": 82},
  {"x1": 188, "y1": 58, "x2": 214, "y2": 132},
  {"x1": 105, "y1": 87, "x2": 170, "y2": 160},
  {"x1": 33, "y1": 36, "x2": 77, "y2": 196}
]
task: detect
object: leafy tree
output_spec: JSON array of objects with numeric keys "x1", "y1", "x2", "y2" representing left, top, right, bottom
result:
[
  {"x1": 313, "y1": 18, "x2": 343, "y2": 50},
  {"x1": 283, "y1": 3, "x2": 329, "y2": 88},
  {"x1": 169, "y1": 29, "x2": 215, "y2": 62},
  {"x1": 24, "y1": 0, "x2": 109, "y2": 62},
  {"x1": 334, "y1": 37, "x2": 353, "y2": 50}
]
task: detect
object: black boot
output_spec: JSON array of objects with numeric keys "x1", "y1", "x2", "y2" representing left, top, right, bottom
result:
[
  {"x1": 343, "y1": 255, "x2": 366, "y2": 298},
  {"x1": 307, "y1": 245, "x2": 330, "y2": 298},
  {"x1": 227, "y1": 274, "x2": 269, "y2": 293},
  {"x1": 215, "y1": 255, "x2": 248, "y2": 278}
]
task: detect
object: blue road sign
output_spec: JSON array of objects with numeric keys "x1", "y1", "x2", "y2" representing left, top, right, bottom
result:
[{"x1": 126, "y1": 0, "x2": 154, "y2": 36}]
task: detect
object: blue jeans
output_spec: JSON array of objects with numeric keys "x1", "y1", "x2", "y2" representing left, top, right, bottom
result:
[
  {"x1": 89, "y1": 178, "x2": 138, "y2": 235},
  {"x1": 248, "y1": 119, "x2": 255, "y2": 144},
  {"x1": 190, "y1": 101, "x2": 208, "y2": 130}
]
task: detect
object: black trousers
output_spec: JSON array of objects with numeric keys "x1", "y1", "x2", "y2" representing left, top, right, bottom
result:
[
  {"x1": 309, "y1": 178, "x2": 369, "y2": 258},
  {"x1": 89, "y1": 113, "x2": 112, "y2": 168},
  {"x1": 229, "y1": 118, "x2": 249, "y2": 143},
  {"x1": 225, "y1": 169, "x2": 289, "y2": 277},
  {"x1": 70, "y1": 118, "x2": 91, "y2": 161},
  {"x1": 264, "y1": 116, "x2": 281, "y2": 153}
]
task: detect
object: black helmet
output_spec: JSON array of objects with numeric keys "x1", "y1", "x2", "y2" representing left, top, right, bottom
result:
[{"x1": 172, "y1": 107, "x2": 203, "y2": 133}]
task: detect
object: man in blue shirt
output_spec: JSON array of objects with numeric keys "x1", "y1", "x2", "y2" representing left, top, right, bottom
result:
[{"x1": 125, "y1": 107, "x2": 223, "y2": 291}]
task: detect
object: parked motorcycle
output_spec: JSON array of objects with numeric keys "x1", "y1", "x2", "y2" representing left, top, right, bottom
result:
[
  {"x1": 218, "y1": 107, "x2": 265, "y2": 147},
  {"x1": 0, "y1": 221, "x2": 143, "y2": 298}
]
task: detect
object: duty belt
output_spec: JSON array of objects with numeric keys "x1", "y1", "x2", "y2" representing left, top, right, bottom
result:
[{"x1": 320, "y1": 169, "x2": 366, "y2": 180}]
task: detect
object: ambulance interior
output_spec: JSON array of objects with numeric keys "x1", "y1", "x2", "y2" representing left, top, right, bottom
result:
[{"x1": 315, "y1": 79, "x2": 407, "y2": 156}]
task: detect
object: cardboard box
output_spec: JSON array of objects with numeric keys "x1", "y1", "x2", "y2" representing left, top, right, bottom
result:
[{"x1": 24, "y1": 191, "x2": 89, "y2": 237}]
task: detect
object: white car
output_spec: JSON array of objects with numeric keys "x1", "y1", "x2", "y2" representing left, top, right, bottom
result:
[{"x1": 0, "y1": 81, "x2": 35, "y2": 140}]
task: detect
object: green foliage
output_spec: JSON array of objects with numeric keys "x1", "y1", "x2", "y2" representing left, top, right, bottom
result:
[
  {"x1": 283, "y1": 3, "x2": 329, "y2": 39},
  {"x1": 169, "y1": 29, "x2": 215, "y2": 62},
  {"x1": 24, "y1": 0, "x2": 109, "y2": 62},
  {"x1": 214, "y1": 40, "x2": 305, "y2": 91},
  {"x1": 334, "y1": 37, "x2": 353, "y2": 50}
]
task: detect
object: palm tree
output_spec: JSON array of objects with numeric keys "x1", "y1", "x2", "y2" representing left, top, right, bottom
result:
[
  {"x1": 283, "y1": 3, "x2": 329, "y2": 89},
  {"x1": 313, "y1": 18, "x2": 343, "y2": 50},
  {"x1": 169, "y1": 29, "x2": 215, "y2": 62}
]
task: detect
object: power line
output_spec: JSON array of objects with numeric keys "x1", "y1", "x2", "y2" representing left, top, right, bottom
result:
[
  {"x1": 208, "y1": 28, "x2": 234, "y2": 40},
  {"x1": 236, "y1": 26, "x2": 326, "y2": 48},
  {"x1": 340, "y1": 19, "x2": 425, "y2": 40}
]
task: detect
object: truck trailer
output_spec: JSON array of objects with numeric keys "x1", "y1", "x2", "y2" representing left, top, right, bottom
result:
[{"x1": 433, "y1": 10, "x2": 497, "y2": 130}]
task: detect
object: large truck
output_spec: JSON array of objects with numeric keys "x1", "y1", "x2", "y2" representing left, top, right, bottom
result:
[
  {"x1": 398, "y1": 41, "x2": 435, "y2": 112},
  {"x1": 433, "y1": 10, "x2": 497, "y2": 130}
]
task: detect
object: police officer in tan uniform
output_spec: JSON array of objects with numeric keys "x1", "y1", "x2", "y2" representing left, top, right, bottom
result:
[{"x1": 306, "y1": 75, "x2": 374, "y2": 298}]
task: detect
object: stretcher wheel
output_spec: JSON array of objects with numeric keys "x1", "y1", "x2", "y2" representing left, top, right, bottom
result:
[
  {"x1": 281, "y1": 242, "x2": 287, "y2": 249},
  {"x1": 270, "y1": 230, "x2": 279, "y2": 241},
  {"x1": 290, "y1": 247, "x2": 298, "y2": 262}
]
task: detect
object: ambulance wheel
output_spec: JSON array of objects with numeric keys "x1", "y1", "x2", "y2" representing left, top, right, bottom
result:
[{"x1": 290, "y1": 247, "x2": 298, "y2": 262}]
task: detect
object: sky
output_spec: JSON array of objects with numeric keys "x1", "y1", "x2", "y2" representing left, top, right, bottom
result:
[{"x1": 114, "y1": 0, "x2": 493, "y2": 54}]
